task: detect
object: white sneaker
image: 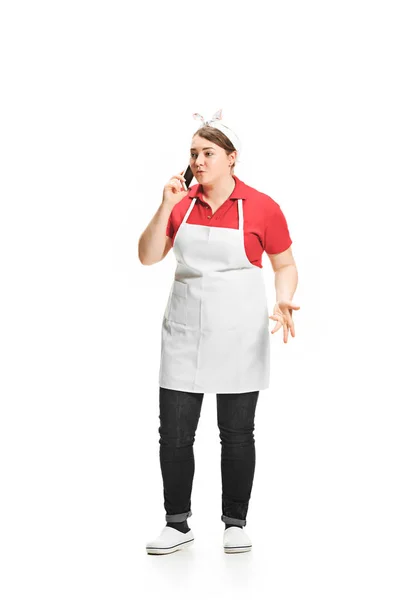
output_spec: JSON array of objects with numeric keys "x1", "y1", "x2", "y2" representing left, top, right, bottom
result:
[
  {"x1": 146, "y1": 525, "x2": 194, "y2": 555},
  {"x1": 223, "y1": 526, "x2": 252, "y2": 553}
]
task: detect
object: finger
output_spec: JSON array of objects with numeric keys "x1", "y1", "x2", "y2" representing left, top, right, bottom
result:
[
  {"x1": 171, "y1": 178, "x2": 184, "y2": 191},
  {"x1": 290, "y1": 315, "x2": 296, "y2": 336},
  {"x1": 177, "y1": 174, "x2": 187, "y2": 190},
  {"x1": 271, "y1": 320, "x2": 282, "y2": 333},
  {"x1": 171, "y1": 175, "x2": 185, "y2": 186},
  {"x1": 270, "y1": 314, "x2": 284, "y2": 322},
  {"x1": 269, "y1": 316, "x2": 283, "y2": 333},
  {"x1": 284, "y1": 312, "x2": 296, "y2": 337},
  {"x1": 283, "y1": 322, "x2": 288, "y2": 343},
  {"x1": 275, "y1": 316, "x2": 288, "y2": 342},
  {"x1": 287, "y1": 315, "x2": 295, "y2": 333}
]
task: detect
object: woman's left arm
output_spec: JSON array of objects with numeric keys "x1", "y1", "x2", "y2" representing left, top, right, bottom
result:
[{"x1": 267, "y1": 246, "x2": 300, "y2": 343}]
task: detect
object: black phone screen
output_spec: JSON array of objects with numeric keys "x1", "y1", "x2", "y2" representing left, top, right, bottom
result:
[{"x1": 183, "y1": 165, "x2": 194, "y2": 189}]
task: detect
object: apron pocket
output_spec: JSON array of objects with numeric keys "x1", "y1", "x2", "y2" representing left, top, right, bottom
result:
[{"x1": 168, "y1": 280, "x2": 188, "y2": 325}]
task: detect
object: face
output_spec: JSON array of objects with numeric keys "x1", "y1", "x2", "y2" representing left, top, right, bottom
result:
[{"x1": 190, "y1": 135, "x2": 236, "y2": 184}]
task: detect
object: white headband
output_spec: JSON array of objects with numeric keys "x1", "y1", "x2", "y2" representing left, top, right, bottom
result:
[{"x1": 192, "y1": 108, "x2": 242, "y2": 160}]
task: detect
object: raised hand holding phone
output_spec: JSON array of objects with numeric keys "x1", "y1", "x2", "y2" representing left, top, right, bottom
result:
[{"x1": 162, "y1": 167, "x2": 192, "y2": 207}]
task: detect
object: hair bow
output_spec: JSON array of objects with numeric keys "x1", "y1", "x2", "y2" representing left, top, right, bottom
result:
[{"x1": 192, "y1": 108, "x2": 223, "y2": 126}]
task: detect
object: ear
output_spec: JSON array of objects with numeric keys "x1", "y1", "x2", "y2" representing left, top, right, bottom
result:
[{"x1": 229, "y1": 150, "x2": 237, "y2": 167}]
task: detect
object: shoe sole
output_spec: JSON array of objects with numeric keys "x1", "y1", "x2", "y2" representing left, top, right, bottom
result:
[
  {"x1": 146, "y1": 539, "x2": 194, "y2": 555},
  {"x1": 224, "y1": 545, "x2": 252, "y2": 553}
]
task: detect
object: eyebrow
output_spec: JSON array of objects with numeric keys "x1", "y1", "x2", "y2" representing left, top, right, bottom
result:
[{"x1": 190, "y1": 147, "x2": 215, "y2": 151}]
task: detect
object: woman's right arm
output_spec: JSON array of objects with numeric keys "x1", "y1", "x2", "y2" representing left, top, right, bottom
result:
[
  {"x1": 138, "y1": 172, "x2": 188, "y2": 266},
  {"x1": 138, "y1": 201, "x2": 175, "y2": 265}
]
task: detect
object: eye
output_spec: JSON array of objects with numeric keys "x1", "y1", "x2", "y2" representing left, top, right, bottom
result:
[{"x1": 190, "y1": 152, "x2": 214, "y2": 158}]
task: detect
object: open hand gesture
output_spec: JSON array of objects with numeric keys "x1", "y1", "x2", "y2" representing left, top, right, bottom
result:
[{"x1": 269, "y1": 300, "x2": 300, "y2": 343}]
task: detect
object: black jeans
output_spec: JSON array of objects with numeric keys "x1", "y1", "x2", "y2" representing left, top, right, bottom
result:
[{"x1": 158, "y1": 386, "x2": 259, "y2": 527}]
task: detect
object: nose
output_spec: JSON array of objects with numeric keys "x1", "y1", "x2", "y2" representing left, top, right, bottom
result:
[{"x1": 195, "y1": 154, "x2": 204, "y2": 167}]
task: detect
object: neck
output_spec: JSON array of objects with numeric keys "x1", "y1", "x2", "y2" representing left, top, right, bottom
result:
[{"x1": 201, "y1": 173, "x2": 236, "y2": 204}]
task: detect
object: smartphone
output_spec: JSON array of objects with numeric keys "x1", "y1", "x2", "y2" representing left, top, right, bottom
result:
[{"x1": 181, "y1": 165, "x2": 193, "y2": 191}]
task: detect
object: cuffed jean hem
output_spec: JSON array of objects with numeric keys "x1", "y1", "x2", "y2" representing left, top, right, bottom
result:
[
  {"x1": 221, "y1": 515, "x2": 247, "y2": 527},
  {"x1": 165, "y1": 510, "x2": 192, "y2": 523}
]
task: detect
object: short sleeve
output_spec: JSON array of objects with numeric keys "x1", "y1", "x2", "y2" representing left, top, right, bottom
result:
[
  {"x1": 166, "y1": 211, "x2": 174, "y2": 238},
  {"x1": 263, "y1": 204, "x2": 292, "y2": 254}
]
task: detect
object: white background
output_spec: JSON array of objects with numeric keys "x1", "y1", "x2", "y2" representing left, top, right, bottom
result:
[{"x1": 1, "y1": 1, "x2": 399, "y2": 598}]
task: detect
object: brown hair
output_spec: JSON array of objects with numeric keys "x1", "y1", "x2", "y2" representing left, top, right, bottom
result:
[{"x1": 192, "y1": 125, "x2": 238, "y2": 171}]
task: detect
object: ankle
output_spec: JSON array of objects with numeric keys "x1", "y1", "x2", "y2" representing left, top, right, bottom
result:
[{"x1": 166, "y1": 520, "x2": 190, "y2": 533}]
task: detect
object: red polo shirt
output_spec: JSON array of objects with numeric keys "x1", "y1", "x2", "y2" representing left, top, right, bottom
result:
[{"x1": 166, "y1": 174, "x2": 292, "y2": 268}]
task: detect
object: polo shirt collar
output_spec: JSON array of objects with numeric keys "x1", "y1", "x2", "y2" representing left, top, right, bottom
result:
[{"x1": 188, "y1": 174, "x2": 247, "y2": 201}]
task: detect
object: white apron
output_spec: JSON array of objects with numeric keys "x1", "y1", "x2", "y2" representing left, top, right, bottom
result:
[{"x1": 159, "y1": 197, "x2": 270, "y2": 394}]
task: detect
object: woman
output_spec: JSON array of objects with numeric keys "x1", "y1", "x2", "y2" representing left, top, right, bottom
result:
[{"x1": 138, "y1": 109, "x2": 300, "y2": 555}]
